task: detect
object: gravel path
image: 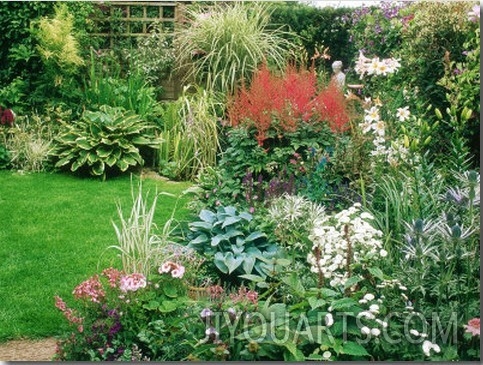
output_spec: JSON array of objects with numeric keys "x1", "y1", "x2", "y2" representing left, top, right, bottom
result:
[{"x1": 0, "y1": 338, "x2": 57, "y2": 361}]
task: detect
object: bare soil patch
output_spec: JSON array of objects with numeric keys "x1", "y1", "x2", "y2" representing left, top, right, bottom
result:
[{"x1": 0, "y1": 338, "x2": 57, "y2": 361}]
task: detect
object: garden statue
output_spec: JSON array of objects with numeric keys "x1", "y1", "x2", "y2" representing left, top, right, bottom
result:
[{"x1": 331, "y1": 60, "x2": 346, "y2": 89}]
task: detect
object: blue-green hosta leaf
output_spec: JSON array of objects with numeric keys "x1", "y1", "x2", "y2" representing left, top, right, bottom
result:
[
  {"x1": 245, "y1": 231, "x2": 266, "y2": 242},
  {"x1": 225, "y1": 228, "x2": 244, "y2": 240},
  {"x1": 239, "y1": 211, "x2": 253, "y2": 221},
  {"x1": 242, "y1": 255, "x2": 255, "y2": 274},
  {"x1": 221, "y1": 216, "x2": 242, "y2": 229},
  {"x1": 199, "y1": 209, "x2": 216, "y2": 223},
  {"x1": 189, "y1": 233, "x2": 209, "y2": 245},
  {"x1": 223, "y1": 252, "x2": 243, "y2": 274},
  {"x1": 245, "y1": 246, "x2": 262, "y2": 258},
  {"x1": 238, "y1": 274, "x2": 265, "y2": 282},
  {"x1": 211, "y1": 234, "x2": 227, "y2": 247},
  {"x1": 231, "y1": 244, "x2": 245, "y2": 255},
  {"x1": 189, "y1": 221, "x2": 212, "y2": 231},
  {"x1": 214, "y1": 252, "x2": 229, "y2": 274},
  {"x1": 224, "y1": 206, "x2": 237, "y2": 216}
]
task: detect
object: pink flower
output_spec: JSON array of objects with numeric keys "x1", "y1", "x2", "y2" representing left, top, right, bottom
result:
[
  {"x1": 464, "y1": 318, "x2": 480, "y2": 336},
  {"x1": 171, "y1": 265, "x2": 185, "y2": 278},
  {"x1": 159, "y1": 261, "x2": 174, "y2": 274},
  {"x1": 158, "y1": 261, "x2": 185, "y2": 279},
  {"x1": 119, "y1": 273, "x2": 146, "y2": 293},
  {"x1": 54, "y1": 296, "x2": 67, "y2": 311},
  {"x1": 73, "y1": 275, "x2": 105, "y2": 303},
  {"x1": 102, "y1": 268, "x2": 123, "y2": 288}
]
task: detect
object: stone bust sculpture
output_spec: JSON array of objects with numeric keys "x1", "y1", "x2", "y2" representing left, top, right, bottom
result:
[{"x1": 331, "y1": 60, "x2": 346, "y2": 89}]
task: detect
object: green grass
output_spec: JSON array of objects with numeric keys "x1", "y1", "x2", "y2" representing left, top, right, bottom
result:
[{"x1": 0, "y1": 171, "x2": 193, "y2": 342}]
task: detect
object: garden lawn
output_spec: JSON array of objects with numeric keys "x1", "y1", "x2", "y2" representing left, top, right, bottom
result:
[{"x1": 0, "y1": 171, "x2": 192, "y2": 342}]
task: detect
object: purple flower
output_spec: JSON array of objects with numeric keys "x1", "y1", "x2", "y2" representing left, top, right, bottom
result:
[{"x1": 200, "y1": 308, "x2": 213, "y2": 319}]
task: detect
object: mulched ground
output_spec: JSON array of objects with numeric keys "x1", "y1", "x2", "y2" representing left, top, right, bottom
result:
[{"x1": 0, "y1": 338, "x2": 57, "y2": 361}]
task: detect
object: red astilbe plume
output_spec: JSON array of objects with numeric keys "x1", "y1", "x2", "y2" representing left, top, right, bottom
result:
[
  {"x1": 228, "y1": 63, "x2": 283, "y2": 145},
  {"x1": 228, "y1": 64, "x2": 350, "y2": 145},
  {"x1": 280, "y1": 65, "x2": 317, "y2": 125},
  {"x1": 311, "y1": 83, "x2": 350, "y2": 133}
]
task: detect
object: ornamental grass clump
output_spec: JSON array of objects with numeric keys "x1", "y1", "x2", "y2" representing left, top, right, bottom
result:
[
  {"x1": 109, "y1": 181, "x2": 163, "y2": 277},
  {"x1": 175, "y1": 1, "x2": 295, "y2": 96}
]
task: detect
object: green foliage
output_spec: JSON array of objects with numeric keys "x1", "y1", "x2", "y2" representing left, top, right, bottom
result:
[
  {"x1": 269, "y1": 2, "x2": 355, "y2": 72},
  {"x1": 397, "y1": 1, "x2": 474, "y2": 108},
  {"x1": 83, "y1": 50, "x2": 160, "y2": 122},
  {"x1": 194, "y1": 121, "x2": 338, "y2": 211},
  {"x1": 436, "y1": 23, "x2": 480, "y2": 166},
  {"x1": 0, "y1": 1, "x2": 53, "y2": 87},
  {"x1": 187, "y1": 205, "x2": 282, "y2": 282},
  {"x1": 34, "y1": 3, "x2": 84, "y2": 76},
  {"x1": 175, "y1": 1, "x2": 296, "y2": 96},
  {"x1": 393, "y1": 171, "x2": 480, "y2": 358},
  {"x1": 0, "y1": 143, "x2": 10, "y2": 169},
  {"x1": 123, "y1": 21, "x2": 175, "y2": 87},
  {"x1": 53, "y1": 106, "x2": 161, "y2": 179}
]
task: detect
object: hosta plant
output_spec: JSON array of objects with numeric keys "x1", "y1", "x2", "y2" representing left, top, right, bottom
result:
[
  {"x1": 53, "y1": 105, "x2": 161, "y2": 179},
  {"x1": 187, "y1": 205, "x2": 285, "y2": 283}
]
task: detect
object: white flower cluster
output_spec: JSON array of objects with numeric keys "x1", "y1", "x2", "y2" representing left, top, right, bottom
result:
[
  {"x1": 359, "y1": 103, "x2": 409, "y2": 167},
  {"x1": 422, "y1": 340, "x2": 441, "y2": 357},
  {"x1": 355, "y1": 51, "x2": 401, "y2": 79},
  {"x1": 307, "y1": 203, "x2": 386, "y2": 288}
]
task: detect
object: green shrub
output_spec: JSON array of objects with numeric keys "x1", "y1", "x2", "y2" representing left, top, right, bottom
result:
[
  {"x1": 53, "y1": 105, "x2": 161, "y2": 179},
  {"x1": 0, "y1": 143, "x2": 10, "y2": 169},
  {"x1": 269, "y1": 2, "x2": 355, "y2": 73},
  {"x1": 123, "y1": 21, "x2": 175, "y2": 88}
]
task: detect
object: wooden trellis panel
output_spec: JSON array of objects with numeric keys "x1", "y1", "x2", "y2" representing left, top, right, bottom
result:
[
  {"x1": 93, "y1": 1, "x2": 179, "y2": 46},
  {"x1": 92, "y1": 1, "x2": 183, "y2": 99}
]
